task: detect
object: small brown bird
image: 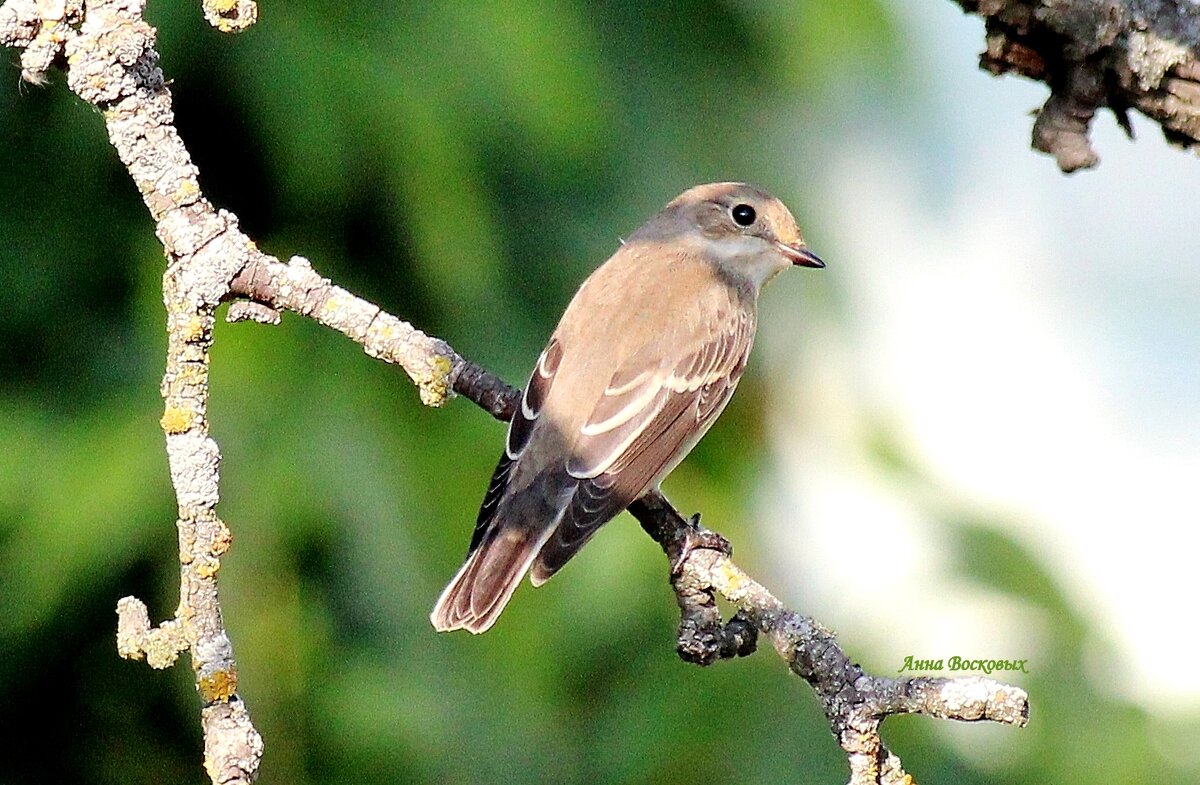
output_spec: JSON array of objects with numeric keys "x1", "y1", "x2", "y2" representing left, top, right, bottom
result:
[{"x1": 431, "y1": 182, "x2": 823, "y2": 633}]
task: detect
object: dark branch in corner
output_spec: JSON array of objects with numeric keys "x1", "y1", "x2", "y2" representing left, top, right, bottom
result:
[{"x1": 956, "y1": 0, "x2": 1200, "y2": 171}]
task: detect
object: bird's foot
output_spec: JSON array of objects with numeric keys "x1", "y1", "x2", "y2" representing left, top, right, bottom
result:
[{"x1": 670, "y1": 513, "x2": 732, "y2": 577}]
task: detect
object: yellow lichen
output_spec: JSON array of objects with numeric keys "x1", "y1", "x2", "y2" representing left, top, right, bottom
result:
[
  {"x1": 177, "y1": 362, "x2": 208, "y2": 387},
  {"x1": 160, "y1": 405, "x2": 195, "y2": 434},
  {"x1": 216, "y1": 15, "x2": 257, "y2": 33},
  {"x1": 210, "y1": 519, "x2": 233, "y2": 556},
  {"x1": 320, "y1": 293, "x2": 345, "y2": 316},
  {"x1": 198, "y1": 667, "x2": 239, "y2": 703},
  {"x1": 143, "y1": 623, "x2": 186, "y2": 669},
  {"x1": 716, "y1": 561, "x2": 749, "y2": 593},
  {"x1": 194, "y1": 556, "x2": 220, "y2": 579},
  {"x1": 173, "y1": 178, "x2": 200, "y2": 202},
  {"x1": 418, "y1": 354, "x2": 453, "y2": 407},
  {"x1": 181, "y1": 314, "x2": 207, "y2": 342}
]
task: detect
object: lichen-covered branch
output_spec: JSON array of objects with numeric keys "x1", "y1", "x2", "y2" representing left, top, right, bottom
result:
[
  {"x1": 955, "y1": 0, "x2": 1200, "y2": 171},
  {"x1": 227, "y1": 256, "x2": 460, "y2": 407},
  {"x1": 630, "y1": 491, "x2": 1027, "y2": 785},
  {"x1": 2, "y1": 1, "x2": 1028, "y2": 784},
  {"x1": 0, "y1": 0, "x2": 267, "y2": 781}
]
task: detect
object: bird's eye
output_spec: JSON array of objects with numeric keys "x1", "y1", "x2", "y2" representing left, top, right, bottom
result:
[{"x1": 731, "y1": 203, "x2": 756, "y2": 226}]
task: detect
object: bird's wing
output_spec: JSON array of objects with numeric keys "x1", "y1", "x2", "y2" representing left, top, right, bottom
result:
[
  {"x1": 466, "y1": 338, "x2": 562, "y2": 554},
  {"x1": 529, "y1": 308, "x2": 754, "y2": 582}
]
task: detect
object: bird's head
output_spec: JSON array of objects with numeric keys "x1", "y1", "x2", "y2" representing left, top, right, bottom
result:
[{"x1": 661, "y1": 182, "x2": 824, "y2": 290}]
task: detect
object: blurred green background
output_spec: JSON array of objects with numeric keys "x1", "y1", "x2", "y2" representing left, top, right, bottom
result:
[{"x1": 2, "y1": 1, "x2": 1197, "y2": 783}]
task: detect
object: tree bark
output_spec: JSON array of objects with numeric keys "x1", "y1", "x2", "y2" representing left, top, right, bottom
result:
[{"x1": 955, "y1": 0, "x2": 1200, "y2": 170}]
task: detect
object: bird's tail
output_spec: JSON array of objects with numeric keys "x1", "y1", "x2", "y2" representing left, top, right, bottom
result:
[{"x1": 430, "y1": 527, "x2": 547, "y2": 634}]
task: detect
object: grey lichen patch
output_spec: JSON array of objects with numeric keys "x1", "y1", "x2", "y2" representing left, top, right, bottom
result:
[
  {"x1": 0, "y1": 0, "x2": 42, "y2": 49},
  {"x1": 20, "y1": 20, "x2": 64, "y2": 82},
  {"x1": 1035, "y1": 0, "x2": 1126, "y2": 55},
  {"x1": 65, "y1": 5, "x2": 161, "y2": 106},
  {"x1": 906, "y1": 676, "x2": 1031, "y2": 726},
  {"x1": 195, "y1": 630, "x2": 237, "y2": 680},
  {"x1": 929, "y1": 676, "x2": 993, "y2": 720},
  {"x1": 201, "y1": 700, "x2": 264, "y2": 785},
  {"x1": 1127, "y1": 29, "x2": 1191, "y2": 89},
  {"x1": 166, "y1": 431, "x2": 222, "y2": 510},
  {"x1": 318, "y1": 285, "x2": 381, "y2": 341},
  {"x1": 349, "y1": 307, "x2": 456, "y2": 407},
  {"x1": 183, "y1": 221, "x2": 256, "y2": 307},
  {"x1": 115, "y1": 595, "x2": 187, "y2": 668},
  {"x1": 116, "y1": 595, "x2": 152, "y2": 660},
  {"x1": 278, "y1": 256, "x2": 326, "y2": 317},
  {"x1": 158, "y1": 204, "x2": 228, "y2": 261},
  {"x1": 226, "y1": 301, "x2": 281, "y2": 325}
]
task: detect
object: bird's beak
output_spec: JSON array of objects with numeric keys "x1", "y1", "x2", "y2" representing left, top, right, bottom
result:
[{"x1": 777, "y1": 242, "x2": 825, "y2": 268}]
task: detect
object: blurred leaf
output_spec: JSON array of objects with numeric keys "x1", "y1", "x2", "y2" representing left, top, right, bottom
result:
[{"x1": 949, "y1": 519, "x2": 1076, "y2": 624}]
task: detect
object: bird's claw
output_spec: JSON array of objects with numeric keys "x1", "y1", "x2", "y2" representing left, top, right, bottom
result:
[{"x1": 670, "y1": 513, "x2": 732, "y2": 577}]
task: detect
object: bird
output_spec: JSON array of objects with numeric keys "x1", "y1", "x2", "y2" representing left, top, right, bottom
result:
[{"x1": 431, "y1": 182, "x2": 824, "y2": 633}]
